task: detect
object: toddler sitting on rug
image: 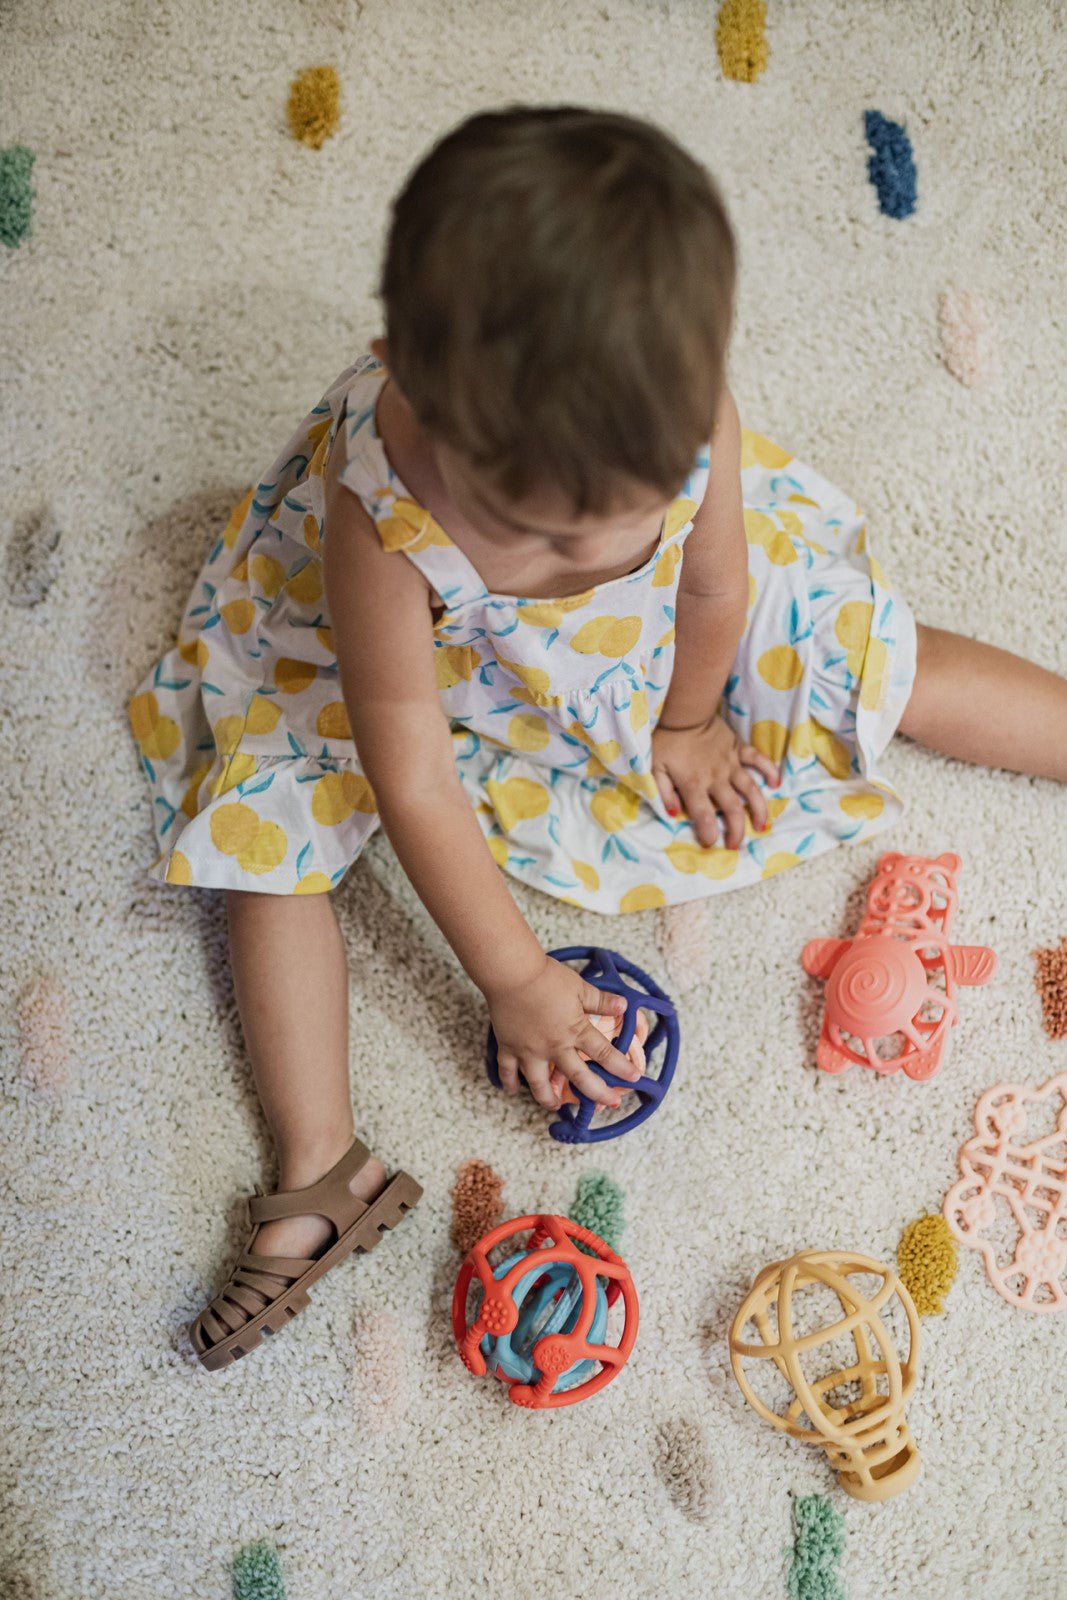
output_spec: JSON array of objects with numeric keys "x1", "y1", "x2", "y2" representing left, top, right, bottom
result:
[{"x1": 130, "y1": 106, "x2": 1067, "y2": 1369}]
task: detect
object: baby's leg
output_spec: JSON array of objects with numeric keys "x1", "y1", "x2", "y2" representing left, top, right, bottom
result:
[
  {"x1": 221, "y1": 889, "x2": 386, "y2": 1312},
  {"x1": 899, "y1": 623, "x2": 1067, "y2": 781}
]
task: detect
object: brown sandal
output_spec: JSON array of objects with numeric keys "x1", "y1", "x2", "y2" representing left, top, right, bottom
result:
[{"x1": 190, "y1": 1137, "x2": 422, "y2": 1371}]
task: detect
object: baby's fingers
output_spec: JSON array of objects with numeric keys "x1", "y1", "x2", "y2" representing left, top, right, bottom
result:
[
  {"x1": 520, "y1": 1058, "x2": 560, "y2": 1110},
  {"x1": 556, "y1": 1048, "x2": 624, "y2": 1108},
  {"x1": 652, "y1": 763, "x2": 682, "y2": 818},
  {"x1": 497, "y1": 1048, "x2": 521, "y2": 1095},
  {"x1": 732, "y1": 766, "x2": 768, "y2": 834},
  {"x1": 740, "y1": 743, "x2": 780, "y2": 788},
  {"x1": 578, "y1": 978, "x2": 626, "y2": 1022},
  {"x1": 577, "y1": 1019, "x2": 641, "y2": 1082},
  {"x1": 677, "y1": 778, "x2": 719, "y2": 848},
  {"x1": 710, "y1": 781, "x2": 747, "y2": 851}
]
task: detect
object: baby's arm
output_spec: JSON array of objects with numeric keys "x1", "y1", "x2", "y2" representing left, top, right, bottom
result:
[
  {"x1": 660, "y1": 386, "x2": 749, "y2": 729},
  {"x1": 652, "y1": 387, "x2": 779, "y2": 847},
  {"x1": 322, "y1": 436, "x2": 634, "y2": 1109}
]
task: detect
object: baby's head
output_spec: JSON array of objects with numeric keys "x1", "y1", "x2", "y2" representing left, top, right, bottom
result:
[{"x1": 377, "y1": 105, "x2": 735, "y2": 554}]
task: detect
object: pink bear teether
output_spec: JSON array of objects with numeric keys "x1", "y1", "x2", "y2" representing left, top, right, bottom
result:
[
  {"x1": 802, "y1": 852, "x2": 996, "y2": 1081},
  {"x1": 943, "y1": 1072, "x2": 1067, "y2": 1313}
]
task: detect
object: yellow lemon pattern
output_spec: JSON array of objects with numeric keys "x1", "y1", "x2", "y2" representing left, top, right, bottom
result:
[
  {"x1": 209, "y1": 802, "x2": 288, "y2": 875},
  {"x1": 486, "y1": 777, "x2": 550, "y2": 832},
  {"x1": 286, "y1": 561, "x2": 324, "y2": 605},
  {"x1": 435, "y1": 644, "x2": 480, "y2": 691},
  {"x1": 484, "y1": 833, "x2": 508, "y2": 868},
  {"x1": 740, "y1": 430, "x2": 792, "y2": 471},
  {"x1": 750, "y1": 720, "x2": 789, "y2": 763},
  {"x1": 840, "y1": 790, "x2": 886, "y2": 820},
  {"x1": 745, "y1": 509, "x2": 798, "y2": 566},
  {"x1": 859, "y1": 636, "x2": 888, "y2": 711},
  {"x1": 221, "y1": 489, "x2": 254, "y2": 549},
  {"x1": 761, "y1": 851, "x2": 802, "y2": 879},
  {"x1": 570, "y1": 614, "x2": 642, "y2": 657},
  {"x1": 835, "y1": 600, "x2": 874, "y2": 678},
  {"x1": 665, "y1": 842, "x2": 739, "y2": 880},
  {"x1": 376, "y1": 498, "x2": 451, "y2": 554},
  {"x1": 129, "y1": 692, "x2": 181, "y2": 762},
  {"x1": 651, "y1": 541, "x2": 684, "y2": 588},
  {"x1": 572, "y1": 859, "x2": 600, "y2": 891},
  {"x1": 507, "y1": 713, "x2": 551, "y2": 753},
  {"x1": 245, "y1": 696, "x2": 282, "y2": 736},
  {"x1": 164, "y1": 850, "x2": 193, "y2": 884},
  {"x1": 590, "y1": 785, "x2": 641, "y2": 833},
  {"x1": 293, "y1": 871, "x2": 332, "y2": 894},
  {"x1": 212, "y1": 752, "x2": 258, "y2": 797},
  {"x1": 790, "y1": 718, "x2": 851, "y2": 780},
  {"x1": 131, "y1": 351, "x2": 914, "y2": 904},
  {"x1": 515, "y1": 591, "x2": 595, "y2": 632},
  {"x1": 275, "y1": 657, "x2": 316, "y2": 694},
  {"x1": 757, "y1": 644, "x2": 804, "y2": 691},
  {"x1": 316, "y1": 701, "x2": 353, "y2": 740},
  {"x1": 620, "y1": 884, "x2": 667, "y2": 912},
  {"x1": 180, "y1": 762, "x2": 211, "y2": 818},
  {"x1": 312, "y1": 771, "x2": 376, "y2": 825},
  {"x1": 251, "y1": 553, "x2": 285, "y2": 598},
  {"x1": 220, "y1": 598, "x2": 256, "y2": 634}
]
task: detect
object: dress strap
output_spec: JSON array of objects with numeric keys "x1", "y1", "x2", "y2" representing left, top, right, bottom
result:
[
  {"x1": 681, "y1": 441, "x2": 712, "y2": 516},
  {"x1": 334, "y1": 361, "x2": 489, "y2": 612}
]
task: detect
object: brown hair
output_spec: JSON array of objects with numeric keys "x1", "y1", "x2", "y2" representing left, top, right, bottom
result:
[{"x1": 379, "y1": 105, "x2": 736, "y2": 516}]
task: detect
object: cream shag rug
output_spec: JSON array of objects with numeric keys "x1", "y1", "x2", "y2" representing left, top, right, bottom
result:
[{"x1": 2, "y1": 2, "x2": 1066, "y2": 1596}]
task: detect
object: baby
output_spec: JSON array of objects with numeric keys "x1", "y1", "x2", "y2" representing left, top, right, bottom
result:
[{"x1": 130, "y1": 106, "x2": 1067, "y2": 1370}]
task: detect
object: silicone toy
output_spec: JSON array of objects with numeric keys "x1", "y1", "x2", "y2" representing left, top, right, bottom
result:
[
  {"x1": 729, "y1": 1249, "x2": 922, "y2": 1503},
  {"x1": 802, "y1": 851, "x2": 996, "y2": 1080},
  {"x1": 486, "y1": 946, "x2": 680, "y2": 1143},
  {"x1": 943, "y1": 1070, "x2": 1067, "y2": 1314},
  {"x1": 452, "y1": 1213, "x2": 639, "y2": 1408}
]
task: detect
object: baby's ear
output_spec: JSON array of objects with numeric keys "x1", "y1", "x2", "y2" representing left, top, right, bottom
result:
[{"x1": 369, "y1": 336, "x2": 389, "y2": 367}]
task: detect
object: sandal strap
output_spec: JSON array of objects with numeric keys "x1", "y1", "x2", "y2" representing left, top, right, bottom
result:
[
  {"x1": 198, "y1": 1304, "x2": 232, "y2": 1344},
  {"x1": 225, "y1": 1281, "x2": 276, "y2": 1317},
  {"x1": 202, "y1": 1294, "x2": 251, "y2": 1338},
  {"x1": 193, "y1": 1257, "x2": 304, "y2": 1343},
  {"x1": 247, "y1": 1137, "x2": 374, "y2": 1232},
  {"x1": 238, "y1": 1250, "x2": 314, "y2": 1280}
]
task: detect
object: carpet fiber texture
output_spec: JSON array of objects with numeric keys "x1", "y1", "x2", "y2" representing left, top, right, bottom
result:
[{"x1": 2, "y1": 2, "x2": 1065, "y2": 1596}]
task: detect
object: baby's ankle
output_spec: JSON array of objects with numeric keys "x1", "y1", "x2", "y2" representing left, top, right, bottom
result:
[{"x1": 276, "y1": 1126, "x2": 356, "y2": 1192}]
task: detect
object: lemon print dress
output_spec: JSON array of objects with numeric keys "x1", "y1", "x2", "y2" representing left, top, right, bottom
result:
[{"x1": 130, "y1": 353, "x2": 916, "y2": 914}]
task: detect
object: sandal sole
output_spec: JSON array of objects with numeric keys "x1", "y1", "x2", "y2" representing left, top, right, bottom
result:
[{"x1": 193, "y1": 1171, "x2": 423, "y2": 1371}]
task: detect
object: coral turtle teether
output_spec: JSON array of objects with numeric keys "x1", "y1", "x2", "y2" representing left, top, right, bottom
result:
[
  {"x1": 452, "y1": 1213, "x2": 639, "y2": 1408},
  {"x1": 729, "y1": 1249, "x2": 922, "y2": 1503},
  {"x1": 486, "y1": 947, "x2": 680, "y2": 1143},
  {"x1": 943, "y1": 1071, "x2": 1067, "y2": 1314},
  {"x1": 802, "y1": 852, "x2": 996, "y2": 1080}
]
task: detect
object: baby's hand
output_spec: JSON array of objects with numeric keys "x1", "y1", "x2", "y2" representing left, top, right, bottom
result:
[
  {"x1": 548, "y1": 1007, "x2": 650, "y2": 1103},
  {"x1": 652, "y1": 714, "x2": 780, "y2": 850},
  {"x1": 487, "y1": 955, "x2": 641, "y2": 1111}
]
